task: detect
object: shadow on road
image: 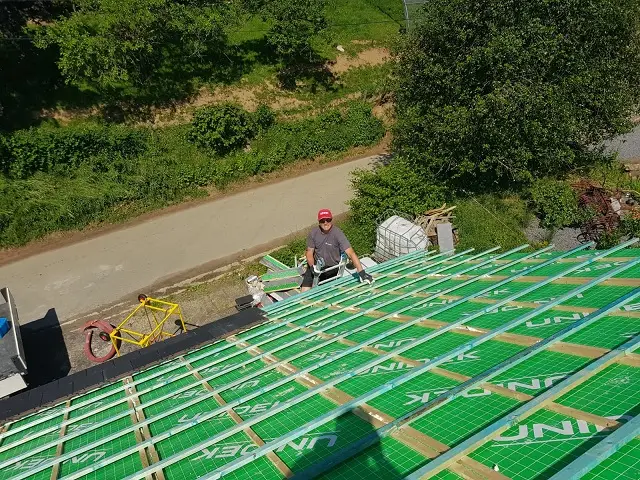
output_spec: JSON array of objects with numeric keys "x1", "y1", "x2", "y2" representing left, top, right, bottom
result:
[{"x1": 20, "y1": 308, "x2": 71, "y2": 388}]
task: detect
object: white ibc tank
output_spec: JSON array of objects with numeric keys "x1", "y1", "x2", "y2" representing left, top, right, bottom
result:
[{"x1": 375, "y1": 215, "x2": 429, "y2": 261}]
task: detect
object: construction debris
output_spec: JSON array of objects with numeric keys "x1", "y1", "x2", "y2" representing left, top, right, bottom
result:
[
  {"x1": 374, "y1": 206, "x2": 459, "y2": 262},
  {"x1": 572, "y1": 179, "x2": 640, "y2": 244},
  {"x1": 435, "y1": 222, "x2": 455, "y2": 254},
  {"x1": 415, "y1": 204, "x2": 460, "y2": 249}
]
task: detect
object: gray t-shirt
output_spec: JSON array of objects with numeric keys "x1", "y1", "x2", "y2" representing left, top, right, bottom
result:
[{"x1": 307, "y1": 226, "x2": 351, "y2": 267}]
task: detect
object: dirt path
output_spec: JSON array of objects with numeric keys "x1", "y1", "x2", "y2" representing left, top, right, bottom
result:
[{"x1": 2, "y1": 155, "x2": 383, "y2": 327}]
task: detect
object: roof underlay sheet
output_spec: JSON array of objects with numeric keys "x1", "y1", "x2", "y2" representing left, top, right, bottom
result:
[{"x1": 1, "y1": 243, "x2": 639, "y2": 480}]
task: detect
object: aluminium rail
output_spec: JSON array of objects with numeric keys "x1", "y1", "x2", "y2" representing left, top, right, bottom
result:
[
  {"x1": 294, "y1": 286, "x2": 640, "y2": 478},
  {"x1": 405, "y1": 333, "x2": 640, "y2": 479},
  {"x1": 57, "y1": 242, "x2": 633, "y2": 479}
]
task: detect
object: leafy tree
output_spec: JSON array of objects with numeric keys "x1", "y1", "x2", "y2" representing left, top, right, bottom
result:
[
  {"x1": 394, "y1": 0, "x2": 640, "y2": 190},
  {"x1": 349, "y1": 160, "x2": 449, "y2": 228},
  {"x1": 34, "y1": 0, "x2": 229, "y2": 94},
  {"x1": 264, "y1": 0, "x2": 327, "y2": 64},
  {"x1": 0, "y1": 1, "x2": 69, "y2": 127}
]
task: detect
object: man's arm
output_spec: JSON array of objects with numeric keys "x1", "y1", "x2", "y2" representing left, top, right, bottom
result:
[
  {"x1": 344, "y1": 247, "x2": 363, "y2": 272},
  {"x1": 345, "y1": 247, "x2": 374, "y2": 284},
  {"x1": 306, "y1": 247, "x2": 315, "y2": 268}
]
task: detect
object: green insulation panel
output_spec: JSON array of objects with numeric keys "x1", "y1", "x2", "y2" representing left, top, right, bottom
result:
[{"x1": 1, "y1": 246, "x2": 639, "y2": 479}]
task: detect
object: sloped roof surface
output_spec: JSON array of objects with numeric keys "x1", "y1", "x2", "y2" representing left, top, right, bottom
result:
[{"x1": 1, "y1": 243, "x2": 639, "y2": 480}]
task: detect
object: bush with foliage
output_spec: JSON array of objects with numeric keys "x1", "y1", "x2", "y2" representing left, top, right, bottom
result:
[
  {"x1": 188, "y1": 104, "x2": 255, "y2": 154},
  {"x1": 529, "y1": 178, "x2": 584, "y2": 228},
  {"x1": 0, "y1": 102, "x2": 384, "y2": 247},
  {"x1": 1, "y1": 123, "x2": 148, "y2": 178},
  {"x1": 263, "y1": 0, "x2": 327, "y2": 64},
  {"x1": 252, "y1": 104, "x2": 276, "y2": 133},
  {"x1": 349, "y1": 159, "x2": 449, "y2": 229},
  {"x1": 394, "y1": 0, "x2": 640, "y2": 190}
]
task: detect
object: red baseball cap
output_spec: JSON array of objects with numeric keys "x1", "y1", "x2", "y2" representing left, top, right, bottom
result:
[{"x1": 318, "y1": 209, "x2": 333, "y2": 221}]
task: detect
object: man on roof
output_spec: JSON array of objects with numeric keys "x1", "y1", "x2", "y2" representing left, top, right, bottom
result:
[{"x1": 301, "y1": 209, "x2": 374, "y2": 291}]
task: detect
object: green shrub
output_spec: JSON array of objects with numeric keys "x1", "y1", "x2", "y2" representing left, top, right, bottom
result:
[
  {"x1": 2, "y1": 124, "x2": 148, "y2": 178},
  {"x1": 621, "y1": 217, "x2": 640, "y2": 236},
  {"x1": 529, "y1": 178, "x2": 583, "y2": 228},
  {"x1": 338, "y1": 216, "x2": 375, "y2": 256},
  {"x1": 188, "y1": 103, "x2": 254, "y2": 154},
  {"x1": 252, "y1": 104, "x2": 276, "y2": 133},
  {"x1": 349, "y1": 159, "x2": 449, "y2": 229},
  {"x1": 251, "y1": 102, "x2": 384, "y2": 170},
  {"x1": 0, "y1": 102, "x2": 385, "y2": 247},
  {"x1": 270, "y1": 237, "x2": 308, "y2": 266}
]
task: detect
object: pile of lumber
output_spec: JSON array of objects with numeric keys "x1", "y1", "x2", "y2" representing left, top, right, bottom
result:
[{"x1": 415, "y1": 204, "x2": 459, "y2": 247}]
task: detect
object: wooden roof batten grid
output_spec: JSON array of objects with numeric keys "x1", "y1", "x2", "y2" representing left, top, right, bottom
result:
[{"x1": 1, "y1": 241, "x2": 640, "y2": 480}]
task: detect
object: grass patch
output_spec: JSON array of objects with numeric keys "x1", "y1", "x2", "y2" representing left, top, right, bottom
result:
[
  {"x1": 321, "y1": 0, "x2": 404, "y2": 53},
  {"x1": 454, "y1": 195, "x2": 532, "y2": 252},
  {"x1": 174, "y1": 0, "x2": 402, "y2": 112}
]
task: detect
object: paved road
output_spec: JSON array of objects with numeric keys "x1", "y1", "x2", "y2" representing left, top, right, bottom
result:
[
  {"x1": 606, "y1": 124, "x2": 640, "y2": 162},
  {"x1": 3, "y1": 156, "x2": 379, "y2": 325}
]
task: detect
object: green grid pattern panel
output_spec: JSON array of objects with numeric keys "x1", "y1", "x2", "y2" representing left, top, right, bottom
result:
[
  {"x1": 60, "y1": 418, "x2": 141, "y2": 477},
  {"x1": 509, "y1": 310, "x2": 591, "y2": 337},
  {"x1": 320, "y1": 435, "x2": 430, "y2": 480},
  {"x1": 0, "y1": 454, "x2": 53, "y2": 480},
  {"x1": 159, "y1": 431, "x2": 282, "y2": 480},
  {"x1": 564, "y1": 315, "x2": 639, "y2": 349},
  {"x1": 457, "y1": 305, "x2": 533, "y2": 330},
  {"x1": 2, "y1": 247, "x2": 640, "y2": 480},
  {"x1": 490, "y1": 350, "x2": 592, "y2": 394},
  {"x1": 265, "y1": 413, "x2": 381, "y2": 474},
  {"x1": 367, "y1": 371, "x2": 460, "y2": 418},
  {"x1": 439, "y1": 340, "x2": 525, "y2": 377},
  {"x1": 0, "y1": 415, "x2": 64, "y2": 461},
  {"x1": 554, "y1": 363, "x2": 640, "y2": 418},
  {"x1": 583, "y1": 438, "x2": 640, "y2": 480},
  {"x1": 469, "y1": 409, "x2": 616, "y2": 479},
  {"x1": 453, "y1": 280, "x2": 532, "y2": 299},
  {"x1": 411, "y1": 393, "x2": 521, "y2": 446}
]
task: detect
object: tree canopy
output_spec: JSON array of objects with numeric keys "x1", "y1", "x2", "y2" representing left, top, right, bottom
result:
[
  {"x1": 393, "y1": 0, "x2": 640, "y2": 190},
  {"x1": 34, "y1": 0, "x2": 230, "y2": 94},
  {"x1": 264, "y1": 0, "x2": 327, "y2": 64}
]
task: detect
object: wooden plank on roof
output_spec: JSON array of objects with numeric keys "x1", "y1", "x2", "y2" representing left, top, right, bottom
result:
[
  {"x1": 179, "y1": 357, "x2": 293, "y2": 479},
  {"x1": 49, "y1": 401, "x2": 71, "y2": 480}
]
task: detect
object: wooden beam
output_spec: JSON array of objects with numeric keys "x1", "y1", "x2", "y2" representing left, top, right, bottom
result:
[
  {"x1": 619, "y1": 354, "x2": 640, "y2": 367},
  {"x1": 179, "y1": 357, "x2": 293, "y2": 479},
  {"x1": 49, "y1": 401, "x2": 71, "y2": 480},
  {"x1": 123, "y1": 377, "x2": 160, "y2": 480}
]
